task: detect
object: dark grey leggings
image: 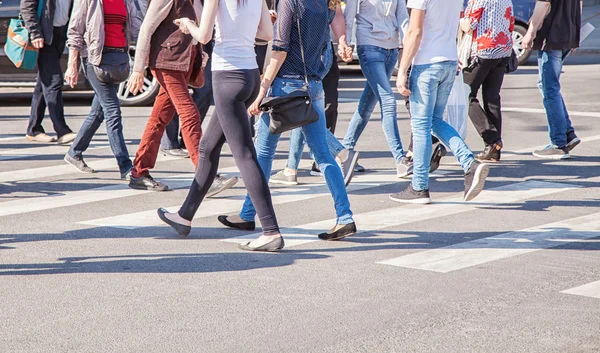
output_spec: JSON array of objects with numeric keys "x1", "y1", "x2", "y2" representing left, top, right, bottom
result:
[{"x1": 178, "y1": 69, "x2": 279, "y2": 235}]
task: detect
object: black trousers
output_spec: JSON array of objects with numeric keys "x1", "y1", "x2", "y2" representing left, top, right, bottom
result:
[
  {"x1": 323, "y1": 45, "x2": 340, "y2": 134},
  {"x1": 179, "y1": 69, "x2": 279, "y2": 235},
  {"x1": 462, "y1": 57, "x2": 507, "y2": 145},
  {"x1": 27, "y1": 25, "x2": 72, "y2": 137}
]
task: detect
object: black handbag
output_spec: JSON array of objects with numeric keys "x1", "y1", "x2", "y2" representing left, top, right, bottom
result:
[
  {"x1": 93, "y1": 49, "x2": 131, "y2": 84},
  {"x1": 259, "y1": 0, "x2": 319, "y2": 135},
  {"x1": 505, "y1": 49, "x2": 519, "y2": 74}
]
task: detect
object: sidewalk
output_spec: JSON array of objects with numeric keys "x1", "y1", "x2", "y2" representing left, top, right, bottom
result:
[{"x1": 578, "y1": 4, "x2": 600, "y2": 54}]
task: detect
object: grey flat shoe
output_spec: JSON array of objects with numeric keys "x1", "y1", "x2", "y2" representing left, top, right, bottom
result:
[
  {"x1": 238, "y1": 236, "x2": 285, "y2": 252},
  {"x1": 157, "y1": 208, "x2": 191, "y2": 237}
]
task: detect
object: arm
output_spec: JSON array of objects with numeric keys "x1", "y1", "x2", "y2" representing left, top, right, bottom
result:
[
  {"x1": 331, "y1": 4, "x2": 351, "y2": 62},
  {"x1": 64, "y1": 0, "x2": 89, "y2": 88},
  {"x1": 522, "y1": 0, "x2": 551, "y2": 49},
  {"x1": 344, "y1": 0, "x2": 358, "y2": 45},
  {"x1": 396, "y1": 8, "x2": 425, "y2": 97},
  {"x1": 256, "y1": 0, "x2": 274, "y2": 41},
  {"x1": 20, "y1": 0, "x2": 44, "y2": 48},
  {"x1": 192, "y1": 0, "x2": 218, "y2": 44}
]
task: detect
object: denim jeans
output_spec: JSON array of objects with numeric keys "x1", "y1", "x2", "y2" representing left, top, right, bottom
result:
[
  {"x1": 68, "y1": 57, "x2": 132, "y2": 174},
  {"x1": 239, "y1": 78, "x2": 354, "y2": 225},
  {"x1": 409, "y1": 61, "x2": 474, "y2": 191},
  {"x1": 342, "y1": 45, "x2": 405, "y2": 163},
  {"x1": 537, "y1": 50, "x2": 575, "y2": 148},
  {"x1": 286, "y1": 126, "x2": 344, "y2": 170}
]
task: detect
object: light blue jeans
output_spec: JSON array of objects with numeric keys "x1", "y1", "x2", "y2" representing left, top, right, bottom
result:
[
  {"x1": 537, "y1": 50, "x2": 575, "y2": 148},
  {"x1": 239, "y1": 78, "x2": 354, "y2": 225},
  {"x1": 286, "y1": 126, "x2": 342, "y2": 170},
  {"x1": 338, "y1": 45, "x2": 405, "y2": 162},
  {"x1": 409, "y1": 61, "x2": 474, "y2": 191}
]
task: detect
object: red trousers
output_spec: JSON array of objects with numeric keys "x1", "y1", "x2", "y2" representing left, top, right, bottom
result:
[{"x1": 132, "y1": 68, "x2": 202, "y2": 178}]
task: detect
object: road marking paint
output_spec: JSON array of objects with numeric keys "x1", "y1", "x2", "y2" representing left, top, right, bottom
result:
[
  {"x1": 223, "y1": 180, "x2": 579, "y2": 248},
  {"x1": 515, "y1": 133, "x2": 600, "y2": 154},
  {"x1": 378, "y1": 211, "x2": 599, "y2": 273},
  {"x1": 79, "y1": 171, "x2": 402, "y2": 229},
  {"x1": 0, "y1": 136, "x2": 24, "y2": 142},
  {"x1": 0, "y1": 143, "x2": 110, "y2": 161},
  {"x1": 502, "y1": 107, "x2": 600, "y2": 118},
  {"x1": 562, "y1": 280, "x2": 600, "y2": 299}
]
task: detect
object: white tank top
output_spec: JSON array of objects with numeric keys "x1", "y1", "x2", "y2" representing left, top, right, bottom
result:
[{"x1": 211, "y1": 0, "x2": 261, "y2": 71}]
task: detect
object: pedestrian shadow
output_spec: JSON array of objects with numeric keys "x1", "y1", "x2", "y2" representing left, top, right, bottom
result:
[{"x1": 0, "y1": 252, "x2": 329, "y2": 276}]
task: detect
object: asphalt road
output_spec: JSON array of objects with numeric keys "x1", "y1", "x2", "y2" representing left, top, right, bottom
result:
[{"x1": 1, "y1": 57, "x2": 600, "y2": 353}]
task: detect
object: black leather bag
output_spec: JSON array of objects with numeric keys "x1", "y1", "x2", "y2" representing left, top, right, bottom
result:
[
  {"x1": 259, "y1": 0, "x2": 318, "y2": 134},
  {"x1": 93, "y1": 50, "x2": 131, "y2": 84},
  {"x1": 505, "y1": 49, "x2": 519, "y2": 74}
]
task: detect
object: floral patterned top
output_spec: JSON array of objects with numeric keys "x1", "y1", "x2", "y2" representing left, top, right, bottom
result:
[{"x1": 464, "y1": 0, "x2": 515, "y2": 59}]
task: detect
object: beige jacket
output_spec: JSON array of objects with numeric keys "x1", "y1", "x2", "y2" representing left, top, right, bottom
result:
[{"x1": 67, "y1": 0, "x2": 143, "y2": 66}]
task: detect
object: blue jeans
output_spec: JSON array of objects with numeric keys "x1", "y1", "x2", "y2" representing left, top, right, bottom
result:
[
  {"x1": 341, "y1": 45, "x2": 405, "y2": 162},
  {"x1": 239, "y1": 78, "x2": 354, "y2": 225},
  {"x1": 409, "y1": 61, "x2": 474, "y2": 191},
  {"x1": 537, "y1": 50, "x2": 575, "y2": 148},
  {"x1": 68, "y1": 57, "x2": 132, "y2": 174},
  {"x1": 286, "y1": 126, "x2": 343, "y2": 170}
]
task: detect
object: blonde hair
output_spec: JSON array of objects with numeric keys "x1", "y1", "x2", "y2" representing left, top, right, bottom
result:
[{"x1": 329, "y1": 0, "x2": 340, "y2": 10}]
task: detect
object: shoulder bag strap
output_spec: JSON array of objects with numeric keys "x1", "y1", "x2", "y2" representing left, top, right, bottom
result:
[{"x1": 293, "y1": 0, "x2": 309, "y2": 86}]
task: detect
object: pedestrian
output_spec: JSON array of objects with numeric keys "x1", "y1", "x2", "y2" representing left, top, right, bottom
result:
[
  {"x1": 337, "y1": 0, "x2": 412, "y2": 178},
  {"x1": 126, "y1": 0, "x2": 205, "y2": 191},
  {"x1": 21, "y1": 0, "x2": 77, "y2": 144},
  {"x1": 392, "y1": 0, "x2": 490, "y2": 204},
  {"x1": 219, "y1": 0, "x2": 358, "y2": 241},
  {"x1": 158, "y1": 0, "x2": 286, "y2": 252},
  {"x1": 62, "y1": 0, "x2": 139, "y2": 179},
  {"x1": 461, "y1": 0, "x2": 514, "y2": 162},
  {"x1": 268, "y1": 0, "x2": 355, "y2": 186},
  {"x1": 523, "y1": 0, "x2": 582, "y2": 160}
]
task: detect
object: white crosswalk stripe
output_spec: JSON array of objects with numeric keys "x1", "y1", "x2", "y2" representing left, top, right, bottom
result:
[
  {"x1": 0, "y1": 142, "x2": 110, "y2": 161},
  {"x1": 562, "y1": 280, "x2": 600, "y2": 299}
]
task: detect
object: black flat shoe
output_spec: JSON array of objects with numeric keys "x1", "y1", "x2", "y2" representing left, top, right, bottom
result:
[
  {"x1": 217, "y1": 215, "x2": 256, "y2": 231},
  {"x1": 157, "y1": 208, "x2": 191, "y2": 237},
  {"x1": 238, "y1": 236, "x2": 285, "y2": 252},
  {"x1": 318, "y1": 223, "x2": 357, "y2": 241}
]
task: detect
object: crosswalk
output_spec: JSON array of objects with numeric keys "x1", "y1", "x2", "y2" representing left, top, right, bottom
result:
[{"x1": 1, "y1": 135, "x2": 600, "y2": 301}]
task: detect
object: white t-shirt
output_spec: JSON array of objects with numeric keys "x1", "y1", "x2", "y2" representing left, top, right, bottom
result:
[
  {"x1": 406, "y1": 0, "x2": 462, "y2": 65},
  {"x1": 212, "y1": 0, "x2": 261, "y2": 71}
]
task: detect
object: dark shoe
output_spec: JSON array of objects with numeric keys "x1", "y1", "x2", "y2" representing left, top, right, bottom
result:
[
  {"x1": 340, "y1": 150, "x2": 360, "y2": 186},
  {"x1": 310, "y1": 162, "x2": 322, "y2": 177},
  {"x1": 56, "y1": 132, "x2": 77, "y2": 145},
  {"x1": 476, "y1": 141, "x2": 502, "y2": 162},
  {"x1": 354, "y1": 163, "x2": 366, "y2": 173},
  {"x1": 566, "y1": 132, "x2": 581, "y2": 152},
  {"x1": 129, "y1": 174, "x2": 169, "y2": 191},
  {"x1": 269, "y1": 170, "x2": 298, "y2": 186},
  {"x1": 238, "y1": 236, "x2": 285, "y2": 252},
  {"x1": 464, "y1": 160, "x2": 490, "y2": 202},
  {"x1": 430, "y1": 143, "x2": 447, "y2": 173},
  {"x1": 389, "y1": 183, "x2": 432, "y2": 204},
  {"x1": 25, "y1": 132, "x2": 56, "y2": 143},
  {"x1": 157, "y1": 208, "x2": 191, "y2": 237},
  {"x1": 396, "y1": 157, "x2": 413, "y2": 178},
  {"x1": 120, "y1": 167, "x2": 133, "y2": 180},
  {"x1": 206, "y1": 175, "x2": 238, "y2": 198},
  {"x1": 160, "y1": 147, "x2": 189, "y2": 158},
  {"x1": 217, "y1": 215, "x2": 256, "y2": 231},
  {"x1": 318, "y1": 223, "x2": 357, "y2": 241},
  {"x1": 64, "y1": 154, "x2": 96, "y2": 174},
  {"x1": 532, "y1": 145, "x2": 571, "y2": 160}
]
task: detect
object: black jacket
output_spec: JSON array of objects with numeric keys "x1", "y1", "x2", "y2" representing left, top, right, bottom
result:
[{"x1": 20, "y1": 0, "x2": 56, "y2": 44}]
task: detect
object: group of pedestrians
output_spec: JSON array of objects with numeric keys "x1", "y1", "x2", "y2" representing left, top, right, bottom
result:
[{"x1": 19, "y1": 0, "x2": 583, "y2": 252}]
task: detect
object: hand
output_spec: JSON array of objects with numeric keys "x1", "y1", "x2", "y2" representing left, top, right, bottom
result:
[
  {"x1": 201, "y1": 51, "x2": 209, "y2": 68},
  {"x1": 127, "y1": 71, "x2": 145, "y2": 95},
  {"x1": 64, "y1": 65, "x2": 79, "y2": 88},
  {"x1": 269, "y1": 10, "x2": 277, "y2": 24},
  {"x1": 337, "y1": 42, "x2": 353, "y2": 63},
  {"x1": 174, "y1": 18, "x2": 192, "y2": 34},
  {"x1": 522, "y1": 31, "x2": 535, "y2": 50},
  {"x1": 31, "y1": 38, "x2": 44, "y2": 49},
  {"x1": 248, "y1": 90, "x2": 267, "y2": 116},
  {"x1": 396, "y1": 72, "x2": 411, "y2": 97}
]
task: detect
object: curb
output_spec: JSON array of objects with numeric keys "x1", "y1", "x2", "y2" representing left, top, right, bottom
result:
[{"x1": 572, "y1": 48, "x2": 600, "y2": 55}]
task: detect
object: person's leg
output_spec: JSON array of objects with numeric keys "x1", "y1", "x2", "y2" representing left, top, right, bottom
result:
[
  {"x1": 160, "y1": 115, "x2": 182, "y2": 150},
  {"x1": 480, "y1": 59, "x2": 505, "y2": 144},
  {"x1": 194, "y1": 43, "x2": 214, "y2": 119},
  {"x1": 323, "y1": 45, "x2": 340, "y2": 134},
  {"x1": 41, "y1": 26, "x2": 72, "y2": 138},
  {"x1": 342, "y1": 46, "x2": 380, "y2": 151},
  {"x1": 170, "y1": 72, "x2": 202, "y2": 166},
  {"x1": 285, "y1": 127, "x2": 305, "y2": 171},
  {"x1": 27, "y1": 79, "x2": 48, "y2": 137},
  {"x1": 463, "y1": 58, "x2": 497, "y2": 144},
  {"x1": 131, "y1": 70, "x2": 179, "y2": 178},
  {"x1": 68, "y1": 95, "x2": 103, "y2": 159},
  {"x1": 537, "y1": 50, "x2": 569, "y2": 148},
  {"x1": 303, "y1": 80, "x2": 353, "y2": 225}
]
